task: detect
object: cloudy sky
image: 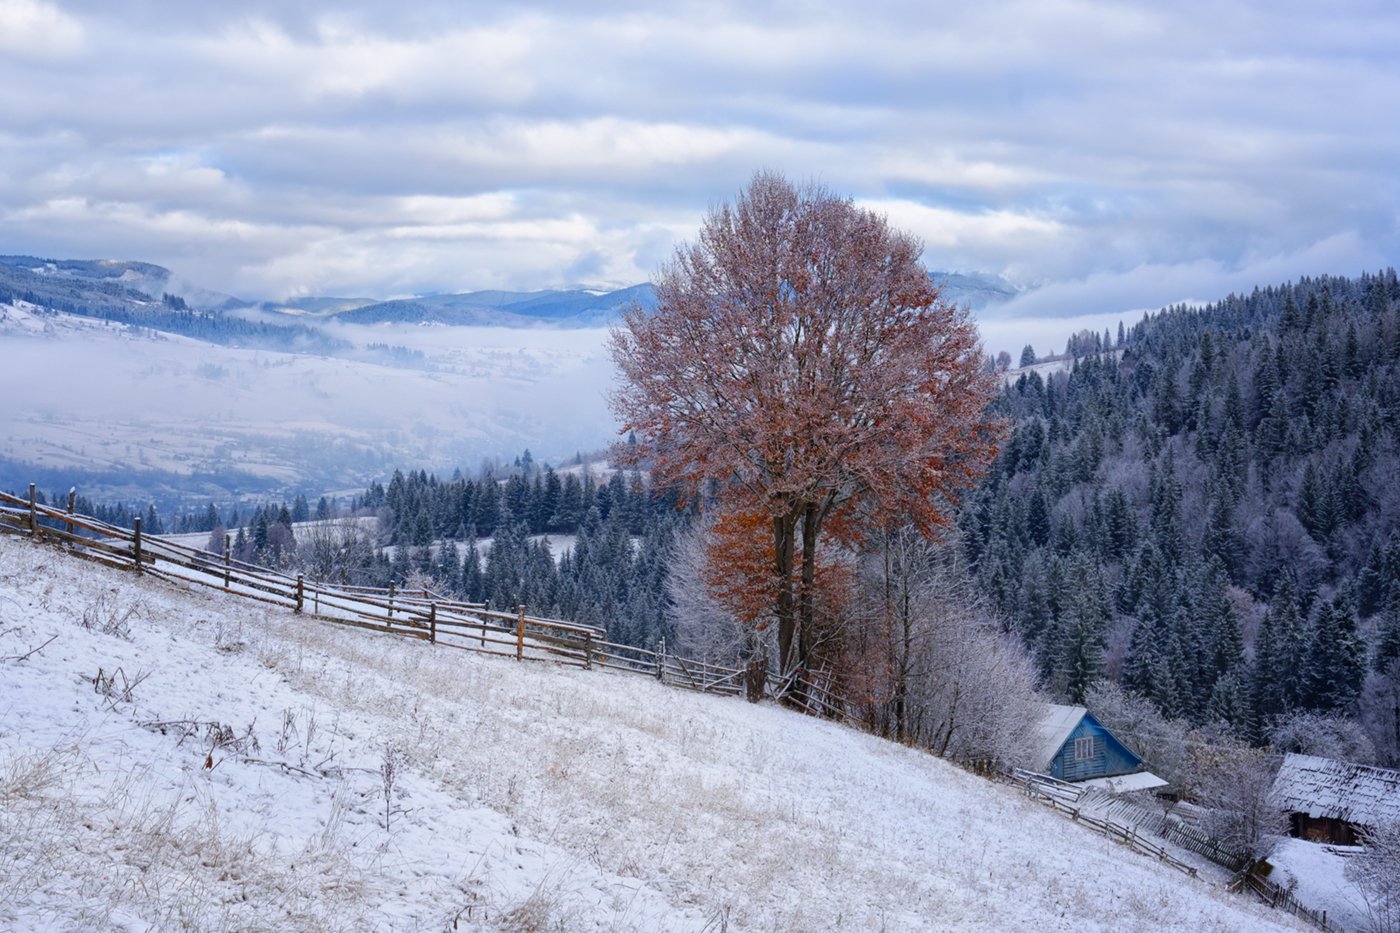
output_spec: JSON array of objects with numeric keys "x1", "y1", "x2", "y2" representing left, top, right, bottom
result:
[{"x1": 1, "y1": 0, "x2": 1397, "y2": 318}]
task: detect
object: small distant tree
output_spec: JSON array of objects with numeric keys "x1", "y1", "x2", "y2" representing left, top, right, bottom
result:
[
  {"x1": 610, "y1": 172, "x2": 999, "y2": 681},
  {"x1": 666, "y1": 513, "x2": 751, "y2": 665},
  {"x1": 1191, "y1": 745, "x2": 1285, "y2": 858},
  {"x1": 1019, "y1": 344, "x2": 1037, "y2": 367}
]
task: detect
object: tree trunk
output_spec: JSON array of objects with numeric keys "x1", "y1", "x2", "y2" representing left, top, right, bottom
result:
[
  {"x1": 798, "y1": 501, "x2": 819, "y2": 672},
  {"x1": 772, "y1": 511, "x2": 798, "y2": 675},
  {"x1": 896, "y1": 565, "x2": 911, "y2": 743},
  {"x1": 883, "y1": 531, "x2": 897, "y2": 739}
]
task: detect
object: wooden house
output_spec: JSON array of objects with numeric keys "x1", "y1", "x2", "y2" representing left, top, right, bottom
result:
[
  {"x1": 1034, "y1": 704, "x2": 1167, "y2": 792},
  {"x1": 1271, "y1": 753, "x2": 1400, "y2": 846}
]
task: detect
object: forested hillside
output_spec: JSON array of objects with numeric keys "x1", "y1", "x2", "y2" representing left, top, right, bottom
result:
[{"x1": 962, "y1": 270, "x2": 1400, "y2": 762}]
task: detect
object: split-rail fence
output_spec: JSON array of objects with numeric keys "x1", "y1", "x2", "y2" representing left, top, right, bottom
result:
[{"x1": 0, "y1": 485, "x2": 850, "y2": 717}]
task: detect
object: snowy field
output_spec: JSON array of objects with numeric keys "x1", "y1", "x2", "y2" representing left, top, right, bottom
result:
[
  {"x1": 0, "y1": 535, "x2": 1304, "y2": 931},
  {"x1": 1268, "y1": 839, "x2": 1369, "y2": 933}
]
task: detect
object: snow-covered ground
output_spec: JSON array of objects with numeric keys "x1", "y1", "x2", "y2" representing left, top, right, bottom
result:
[
  {"x1": 0, "y1": 535, "x2": 1304, "y2": 931},
  {"x1": 1268, "y1": 839, "x2": 1370, "y2": 933}
]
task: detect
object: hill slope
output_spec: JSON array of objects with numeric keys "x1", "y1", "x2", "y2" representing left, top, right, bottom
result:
[{"x1": 0, "y1": 536, "x2": 1299, "y2": 931}]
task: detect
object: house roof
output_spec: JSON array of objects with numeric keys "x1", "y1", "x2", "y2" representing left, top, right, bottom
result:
[
  {"x1": 1035, "y1": 704, "x2": 1088, "y2": 770},
  {"x1": 1272, "y1": 753, "x2": 1400, "y2": 828},
  {"x1": 1079, "y1": 771, "x2": 1169, "y2": 793}
]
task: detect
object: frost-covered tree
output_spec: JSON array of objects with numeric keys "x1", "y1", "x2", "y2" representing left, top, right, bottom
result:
[
  {"x1": 845, "y1": 529, "x2": 1040, "y2": 766},
  {"x1": 611, "y1": 171, "x2": 999, "y2": 679},
  {"x1": 1347, "y1": 819, "x2": 1400, "y2": 933}
]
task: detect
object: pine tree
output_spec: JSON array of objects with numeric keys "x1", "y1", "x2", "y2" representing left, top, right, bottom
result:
[{"x1": 1300, "y1": 591, "x2": 1367, "y2": 713}]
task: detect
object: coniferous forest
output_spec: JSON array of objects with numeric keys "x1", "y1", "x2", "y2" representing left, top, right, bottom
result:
[{"x1": 960, "y1": 270, "x2": 1400, "y2": 763}]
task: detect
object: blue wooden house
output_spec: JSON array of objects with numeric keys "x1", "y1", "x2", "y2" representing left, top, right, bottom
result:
[{"x1": 1034, "y1": 704, "x2": 1167, "y2": 792}]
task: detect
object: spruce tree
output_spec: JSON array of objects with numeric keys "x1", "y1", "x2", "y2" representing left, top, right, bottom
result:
[{"x1": 1300, "y1": 591, "x2": 1367, "y2": 713}]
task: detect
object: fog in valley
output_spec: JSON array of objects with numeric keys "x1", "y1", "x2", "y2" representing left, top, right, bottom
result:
[{"x1": 0, "y1": 304, "x2": 618, "y2": 504}]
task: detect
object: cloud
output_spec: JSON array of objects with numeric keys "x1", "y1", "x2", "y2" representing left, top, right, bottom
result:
[
  {"x1": 0, "y1": 1, "x2": 1396, "y2": 306},
  {"x1": 0, "y1": 0, "x2": 83, "y2": 60}
]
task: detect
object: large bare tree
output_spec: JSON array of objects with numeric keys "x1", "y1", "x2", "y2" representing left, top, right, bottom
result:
[{"x1": 610, "y1": 172, "x2": 999, "y2": 679}]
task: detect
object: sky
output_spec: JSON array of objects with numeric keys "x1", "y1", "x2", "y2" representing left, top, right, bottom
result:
[{"x1": 1, "y1": 0, "x2": 1398, "y2": 320}]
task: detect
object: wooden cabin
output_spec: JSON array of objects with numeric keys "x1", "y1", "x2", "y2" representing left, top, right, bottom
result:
[
  {"x1": 1034, "y1": 704, "x2": 1167, "y2": 792},
  {"x1": 1271, "y1": 753, "x2": 1400, "y2": 846}
]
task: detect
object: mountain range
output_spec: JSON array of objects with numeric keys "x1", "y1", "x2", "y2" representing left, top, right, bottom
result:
[{"x1": 0, "y1": 253, "x2": 1022, "y2": 332}]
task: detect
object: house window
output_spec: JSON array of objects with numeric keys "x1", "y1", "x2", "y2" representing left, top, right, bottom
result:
[{"x1": 1073, "y1": 736, "x2": 1095, "y2": 761}]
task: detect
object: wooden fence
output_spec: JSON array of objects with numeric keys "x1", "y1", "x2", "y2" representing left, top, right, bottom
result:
[
  {"x1": 1229, "y1": 866, "x2": 1337, "y2": 932},
  {"x1": 0, "y1": 486, "x2": 854, "y2": 713},
  {"x1": 1011, "y1": 770, "x2": 1199, "y2": 878},
  {"x1": 1012, "y1": 768, "x2": 1341, "y2": 929},
  {"x1": 1158, "y1": 821, "x2": 1251, "y2": 873}
]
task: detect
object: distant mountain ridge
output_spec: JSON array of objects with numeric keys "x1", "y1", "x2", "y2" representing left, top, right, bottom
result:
[
  {"x1": 0, "y1": 252, "x2": 1023, "y2": 333},
  {"x1": 311, "y1": 283, "x2": 658, "y2": 326}
]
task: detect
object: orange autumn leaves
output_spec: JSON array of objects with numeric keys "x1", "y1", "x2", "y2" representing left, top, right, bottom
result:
[{"x1": 704, "y1": 498, "x2": 853, "y2": 647}]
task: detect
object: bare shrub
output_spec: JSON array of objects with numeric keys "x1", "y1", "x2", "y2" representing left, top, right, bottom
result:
[
  {"x1": 1191, "y1": 745, "x2": 1286, "y2": 858},
  {"x1": 80, "y1": 591, "x2": 138, "y2": 638},
  {"x1": 1347, "y1": 819, "x2": 1400, "y2": 933},
  {"x1": 666, "y1": 514, "x2": 753, "y2": 665},
  {"x1": 92, "y1": 666, "x2": 150, "y2": 708},
  {"x1": 140, "y1": 718, "x2": 260, "y2": 768},
  {"x1": 381, "y1": 742, "x2": 405, "y2": 830},
  {"x1": 212, "y1": 619, "x2": 247, "y2": 654}
]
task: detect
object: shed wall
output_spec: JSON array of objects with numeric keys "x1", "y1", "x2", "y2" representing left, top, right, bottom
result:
[{"x1": 1049, "y1": 718, "x2": 1142, "y2": 781}]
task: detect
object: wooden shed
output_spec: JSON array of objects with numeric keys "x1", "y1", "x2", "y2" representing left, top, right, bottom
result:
[
  {"x1": 1271, "y1": 753, "x2": 1400, "y2": 846},
  {"x1": 1034, "y1": 704, "x2": 1167, "y2": 791}
]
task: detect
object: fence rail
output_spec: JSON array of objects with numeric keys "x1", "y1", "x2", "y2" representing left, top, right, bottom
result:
[
  {"x1": 1012, "y1": 770, "x2": 1199, "y2": 878},
  {"x1": 1, "y1": 486, "x2": 854, "y2": 714},
  {"x1": 1229, "y1": 867, "x2": 1337, "y2": 932},
  {"x1": 1159, "y1": 821, "x2": 1251, "y2": 873},
  {"x1": 1012, "y1": 767, "x2": 1339, "y2": 929}
]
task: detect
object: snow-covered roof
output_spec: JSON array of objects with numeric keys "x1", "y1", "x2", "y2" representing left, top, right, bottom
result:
[
  {"x1": 1079, "y1": 771, "x2": 1169, "y2": 793},
  {"x1": 1035, "y1": 704, "x2": 1087, "y2": 770},
  {"x1": 1272, "y1": 753, "x2": 1400, "y2": 828}
]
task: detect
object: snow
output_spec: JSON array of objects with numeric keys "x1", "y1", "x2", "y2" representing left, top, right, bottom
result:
[
  {"x1": 1079, "y1": 772, "x2": 1170, "y2": 793},
  {"x1": 1036, "y1": 703, "x2": 1087, "y2": 769},
  {"x1": 1268, "y1": 839, "x2": 1369, "y2": 933},
  {"x1": 0, "y1": 535, "x2": 1306, "y2": 931},
  {"x1": 1273, "y1": 752, "x2": 1400, "y2": 826}
]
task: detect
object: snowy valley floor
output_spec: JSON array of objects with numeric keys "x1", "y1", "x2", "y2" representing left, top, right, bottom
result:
[{"x1": 0, "y1": 536, "x2": 1304, "y2": 932}]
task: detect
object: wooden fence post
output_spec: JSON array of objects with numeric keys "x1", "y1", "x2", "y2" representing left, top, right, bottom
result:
[
  {"x1": 429, "y1": 602, "x2": 437, "y2": 645},
  {"x1": 27, "y1": 483, "x2": 37, "y2": 537},
  {"x1": 388, "y1": 583, "x2": 395, "y2": 618},
  {"x1": 295, "y1": 574, "x2": 304, "y2": 614},
  {"x1": 584, "y1": 631, "x2": 593, "y2": 670},
  {"x1": 66, "y1": 487, "x2": 75, "y2": 541},
  {"x1": 516, "y1": 604, "x2": 526, "y2": 661},
  {"x1": 132, "y1": 517, "x2": 143, "y2": 573},
  {"x1": 656, "y1": 637, "x2": 666, "y2": 681},
  {"x1": 223, "y1": 533, "x2": 231, "y2": 588}
]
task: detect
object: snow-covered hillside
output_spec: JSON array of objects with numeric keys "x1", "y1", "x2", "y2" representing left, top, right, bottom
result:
[{"x1": 0, "y1": 535, "x2": 1300, "y2": 931}]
